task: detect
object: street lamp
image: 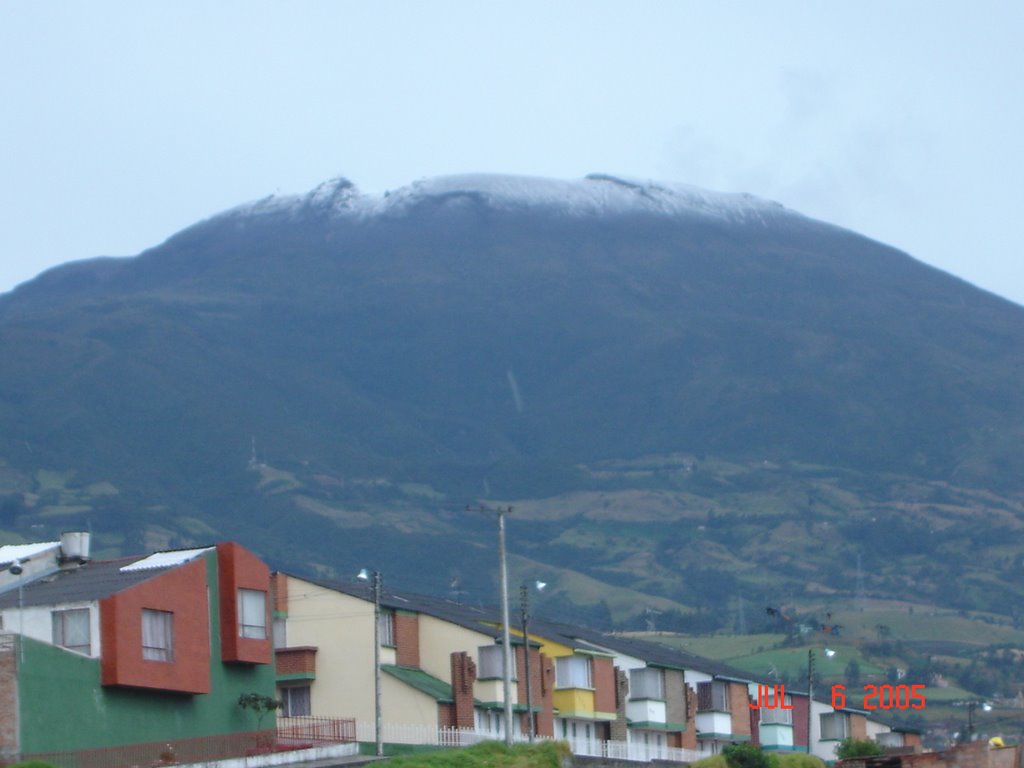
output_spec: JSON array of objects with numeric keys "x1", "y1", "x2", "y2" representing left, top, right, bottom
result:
[
  {"x1": 358, "y1": 568, "x2": 383, "y2": 756},
  {"x1": 520, "y1": 580, "x2": 546, "y2": 742}
]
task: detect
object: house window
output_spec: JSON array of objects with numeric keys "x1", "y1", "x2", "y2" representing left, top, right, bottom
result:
[
  {"x1": 52, "y1": 608, "x2": 90, "y2": 654},
  {"x1": 378, "y1": 610, "x2": 394, "y2": 647},
  {"x1": 280, "y1": 685, "x2": 311, "y2": 716},
  {"x1": 477, "y1": 645, "x2": 517, "y2": 679},
  {"x1": 629, "y1": 668, "x2": 665, "y2": 700},
  {"x1": 697, "y1": 681, "x2": 731, "y2": 712},
  {"x1": 142, "y1": 609, "x2": 174, "y2": 661},
  {"x1": 273, "y1": 617, "x2": 287, "y2": 649},
  {"x1": 820, "y1": 712, "x2": 849, "y2": 740},
  {"x1": 760, "y1": 694, "x2": 793, "y2": 725},
  {"x1": 876, "y1": 732, "x2": 903, "y2": 748},
  {"x1": 238, "y1": 589, "x2": 267, "y2": 639},
  {"x1": 556, "y1": 655, "x2": 592, "y2": 688}
]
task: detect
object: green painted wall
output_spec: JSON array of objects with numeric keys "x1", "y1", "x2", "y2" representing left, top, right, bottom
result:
[{"x1": 17, "y1": 552, "x2": 278, "y2": 754}]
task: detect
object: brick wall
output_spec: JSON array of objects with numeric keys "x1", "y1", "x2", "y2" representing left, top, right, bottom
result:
[
  {"x1": 275, "y1": 646, "x2": 316, "y2": 676},
  {"x1": 393, "y1": 612, "x2": 420, "y2": 667},
  {"x1": 0, "y1": 635, "x2": 17, "y2": 762},
  {"x1": 270, "y1": 572, "x2": 288, "y2": 613},
  {"x1": 593, "y1": 657, "x2": 616, "y2": 715},
  {"x1": 728, "y1": 682, "x2": 752, "y2": 737},
  {"x1": 450, "y1": 651, "x2": 477, "y2": 729},
  {"x1": 792, "y1": 695, "x2": 809, "y2": 749},
  {"x1": 902, "y1": 742, "x2": 1022, "y2": 768},
  {"x1": 665, "y1": 669, "x2": 686, "y2": 725},
  {"x1": 681, "y1": 684, "x2": 697, "y2": 750},
  {"x1": 535, "y1": 652, "x2": 555, "y2": 738},
  {"x1": 610, "y1": 668, "x2": 629, "y2": 742}
]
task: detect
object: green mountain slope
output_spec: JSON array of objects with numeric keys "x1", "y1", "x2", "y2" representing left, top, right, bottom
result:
[{"x1": 2, "y1": 174, "x2": 1023, "y2": 625}]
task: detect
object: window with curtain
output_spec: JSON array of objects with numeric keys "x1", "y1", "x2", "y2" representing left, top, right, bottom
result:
[
  {"x1": 273, "y1": 617, "x2": 287, "y2": 649},
  {"x1": 629, "y1": 668, "x2": 665, "y2": 700},
  {"x1": 378, "y1": 610, "x2": 394, "y2": 647},
  {"x1": 280, "y1": 685, "x2": 311, "y2": 716},
  {"x1": 760, "y1": 694, "x2": 793, "y2": 725},
  {"x1": 52, "y1": 608, "x2": 90, "y2": 654},
  {"x1": 142, "y1": 609, "x2": 174, "y2": 661},
  {"x1": 477, "y1": 644, "x2": 517, "y2": 679},
  {"x1": 697, "y1": 680, "x2": 731, "y2": 712},
  {"x1": 238, "y1": 588, "x2": 267, "y2": 639},
  {"x1": 820, "y1": 712, "x2": 849, "y2": 740},
  {"x1": 555, "y1": 655, "x2": 592, "y2": 688}
]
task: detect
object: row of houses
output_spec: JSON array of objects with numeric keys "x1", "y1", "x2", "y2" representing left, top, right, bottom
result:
[
  {"x1": 0, "y1": 533, "x2": 921, "y2": 765},
  {"x1": 274, "y1": 570, "x2": 921, "y2": 762}
]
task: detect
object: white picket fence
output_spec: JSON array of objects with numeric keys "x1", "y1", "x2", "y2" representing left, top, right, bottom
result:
[{"x1": 355, "y1": 722, "x2": 700, "y2": 763}]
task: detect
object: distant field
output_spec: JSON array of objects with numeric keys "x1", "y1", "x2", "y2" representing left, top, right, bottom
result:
[
  {"x1": 627, "y1": 633, "x2": 785, "y2": 659},
  {"x1": 727, "y1": 645, "x2": 886, "y2": 681},
  {"x1": 829, "y1": 605, "x2": 1024, "y2": 646}
]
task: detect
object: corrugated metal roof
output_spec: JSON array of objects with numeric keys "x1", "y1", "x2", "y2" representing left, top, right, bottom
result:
[
  {"x1": 120, "y1": 547, "x2": 213, "y2": 572},
  {"x1": 0, "y1": 541, "x2": 60, "y2": 565}
]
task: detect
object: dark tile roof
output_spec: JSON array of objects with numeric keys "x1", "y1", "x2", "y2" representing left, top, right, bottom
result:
[
  {"x1": 0, "y1": 558, "x2": 172, "y2": 609},
  {"x1": 279, "y1": 571, "x2": 511, "y2": 641}
]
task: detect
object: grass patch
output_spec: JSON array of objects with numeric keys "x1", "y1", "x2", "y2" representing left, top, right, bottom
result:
[
  {"x1": 384, "y1": 740, "x2": 569, "y2": 767},
  {"x1": 638, "y1": 633, "x2": 785, "y2": 659}
]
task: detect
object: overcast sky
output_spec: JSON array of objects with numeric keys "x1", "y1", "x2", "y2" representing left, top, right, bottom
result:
[{"x1": 2, "y1": 2, "x2": 1022, "y2": 304}]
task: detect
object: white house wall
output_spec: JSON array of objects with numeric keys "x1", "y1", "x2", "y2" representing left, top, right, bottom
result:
[
  {"x1": 626, "y1": 698, "x2": 666, "y2": 724},
  {"x1": 0, "y1": 601, "x2": 99, "y2": 656}
]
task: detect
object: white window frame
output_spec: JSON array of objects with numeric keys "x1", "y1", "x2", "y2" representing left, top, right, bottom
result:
[
  {"x1": 629, "y1": 667, "x2": 665, "y2": 700},
  {"x1": 238, "y1": 588, "x2": 267, "y2": 639},
  {"x1": 280, "y1": 685, "x2": 311, "y2": 716},
  {"x1": 272, "y1": 617, "x2": 287, "y2": 649},
  {"x1": 378, "y1": 610, "x2": 394, "y2": 647},
  {"x1": 759, "y1": 694, "x2": 793, "y2": 725},
  {"x1": 820, "y1": 712, "x2": 849, "y2": 740},
  {"x1": 52, "y1": 608, "x2": 91, "y2": 654},
  {"x1": 477, "y1": 644, "x2": 518, "y2": 680},
  {"x1": 555, "y1": 655, "x2": 592, "y2": 689},
  {"x1": 142, "y1": 608, "x2": 174, "y2": 662}
]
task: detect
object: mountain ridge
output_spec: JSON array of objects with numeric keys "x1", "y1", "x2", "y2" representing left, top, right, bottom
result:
[{"x1": 2, "y1": 172, "x2": 1024, "y2": 626}]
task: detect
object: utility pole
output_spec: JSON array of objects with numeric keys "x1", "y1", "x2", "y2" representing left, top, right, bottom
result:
[
  {"x1": 373, "y1": 570, "x2": 383, "y2": 757},
  {"x1": 468, "y1": 504, "x2": 515, "y2": 746},
  {"x1": 358, "y1": 568, "x2": 384, "y2": 756},
  {"x1": 807, "y1": 649, "x2": 815, "y2": 755},
  {"x1": 520, "y1": 583, "x2": 534, "y2": 742}
]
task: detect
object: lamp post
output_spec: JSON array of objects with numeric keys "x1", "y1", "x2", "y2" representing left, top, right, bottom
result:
[
  {"x1": 358, "y1": 568, "x2": 383, "y2": 756},
  {"x1": 9, "y1": 561, "x2": 24, "y2": 664}
]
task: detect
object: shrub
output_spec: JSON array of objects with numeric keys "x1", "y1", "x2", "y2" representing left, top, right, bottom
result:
[
  {"x1": 723, "y1": 743, "x2": 772, "y2": 768},
  {"x1": 835, "y1": 737, "x2": 884, "y2": 759}
]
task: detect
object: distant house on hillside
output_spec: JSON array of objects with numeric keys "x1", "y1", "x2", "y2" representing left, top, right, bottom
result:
[{"x1": 0, "y1": 534, "x2": 278, "y2": 765}]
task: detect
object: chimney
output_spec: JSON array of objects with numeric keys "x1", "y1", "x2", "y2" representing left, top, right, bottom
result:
[{"x1": 59, "y1": 531, "x2": 91, "y2": 565}]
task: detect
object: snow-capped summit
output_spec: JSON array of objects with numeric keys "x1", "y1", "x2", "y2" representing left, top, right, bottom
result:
[{"x1": 224, "y1": 172, "x2": 797, "y2": 228}]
